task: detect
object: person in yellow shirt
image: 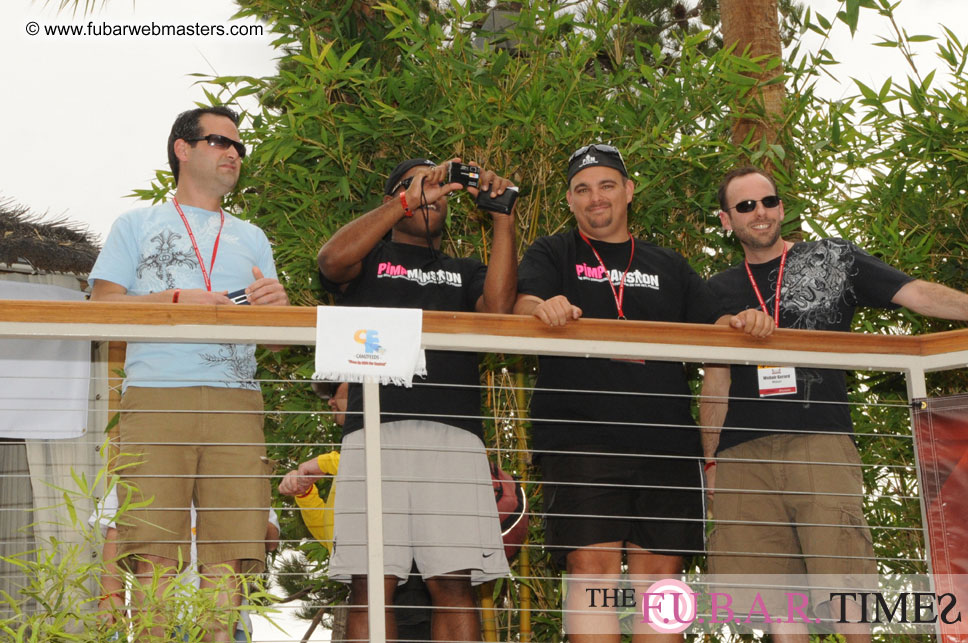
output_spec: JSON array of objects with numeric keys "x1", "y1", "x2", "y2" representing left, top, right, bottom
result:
[
  {"x1": 282, "y1": 450, "x2": 340, "y2": 552},
  {"x1": 281, "y1": 382, "x2": 348, "y2": 550}
]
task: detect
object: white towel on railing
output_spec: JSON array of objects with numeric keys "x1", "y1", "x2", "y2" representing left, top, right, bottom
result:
[
  {"x1": 313, "y1": 306, "x2": 426, "y2": 387},
  {"x1": 0, "y1": 281, "x2": 89, "y2": 439}
]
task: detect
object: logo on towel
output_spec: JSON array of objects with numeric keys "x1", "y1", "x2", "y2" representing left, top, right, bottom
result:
[
  {"x1": 353, "y1": 329, "x2": 384, "y2": 355},
  {"x1": 315, "y1": 306, "x2": 423, "y2": 386}
]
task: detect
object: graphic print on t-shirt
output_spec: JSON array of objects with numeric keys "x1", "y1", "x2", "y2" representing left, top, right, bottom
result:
[
  {"x1": 796, "y1": 367, "x2": 824, "y2": 407},
  {"x1": 708, "y1": 237, "x2": 916, "y2": 451},
  {"x1": 376, "y1": 262, "x2": 463, "y2": 287},
  {"x1": 137, "y1": 230, "x2": 199, "y2": 289},
  {"x1": 575, "y1": 263, "x2": 660, "y2": 290},
  {"x1": 775, "y1": 239, "x2": 856, "y2": 329},
  {"x1": 199, "y1": 344, "x2": 258, "y2": 390}
]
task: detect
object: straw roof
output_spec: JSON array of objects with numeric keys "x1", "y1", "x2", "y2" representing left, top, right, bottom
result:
[{"x1": 0, "y1": 198, "x2": 100, "y2": 275}]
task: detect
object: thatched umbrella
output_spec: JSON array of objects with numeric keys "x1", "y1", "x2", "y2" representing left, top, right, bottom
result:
[{"x1": 0, "y1": 197, "x2": 100, "y2": 274}]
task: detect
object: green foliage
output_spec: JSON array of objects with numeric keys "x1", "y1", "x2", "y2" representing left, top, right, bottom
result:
[
  {"x1": 0, "y1": 467, "x2": 277, "y2": 642},
  {"x1": 126, "y1": 0, "x2": 968, "y2": 639},
  {"x1": 1, "y1": 541, "x2": 98, "y2": 641},
  {"x1": 832, "y1": 26, "x2": 968, "y2": 303}
]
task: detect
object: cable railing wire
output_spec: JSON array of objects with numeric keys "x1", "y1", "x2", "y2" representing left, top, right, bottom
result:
[{"x1": 0, "y1": 332, "x2": 936, "y2": 642}]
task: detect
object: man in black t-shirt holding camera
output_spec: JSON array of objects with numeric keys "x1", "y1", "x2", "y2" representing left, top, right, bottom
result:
[{"x1": 317, "y1": 157, "x2": 518, "y2": 642}]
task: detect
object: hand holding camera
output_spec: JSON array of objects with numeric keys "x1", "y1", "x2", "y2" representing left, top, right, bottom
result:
[
  {"x1": 226, "y1": 267, "x2": 289, "y2": 306},
  {"x1": 398, "y1": 158, "x2": 518, "y2": 215},
  {"x1": 401, "y1": 161, "x2": 461, "y2": 210},
  {"x1": 448, "y1": 162, "x2": 519, "y2": 215}
]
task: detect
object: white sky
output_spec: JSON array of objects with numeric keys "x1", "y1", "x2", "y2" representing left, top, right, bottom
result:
[
  {"x1": 1, "y1": 0, "x2": 963, "y2": 244},
  {"x1": 1, "y1": 0, "x2": 278, "y2": 244}
]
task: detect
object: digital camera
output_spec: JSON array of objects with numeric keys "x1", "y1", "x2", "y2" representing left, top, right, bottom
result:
[
  {"x1": 448, "y1": 162, "x2": 519, "y2": 214},
  {"x1": 476, "y1": 186, "x2": 519, "y2": 215},
  {"x1": 448, "y1": 162, "x2": 482, "y2": 189},
  {"x1": 227, "y1": 288, "x2": 250, "y2": 305}
]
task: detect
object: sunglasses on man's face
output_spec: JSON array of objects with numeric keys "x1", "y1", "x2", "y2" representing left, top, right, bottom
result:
[
  {"x1": 729, "y1": 195, "x2": 781, "y2": 214},
  {"x1": 568, "y1": 143, "x2": 625, "y2": 165},
  {"x1": 185, "y1": 134, "x2": 246, "y2": 159},
  {"x1": 391, "y1": 176, "x2": 415, "y2": 194},
  {"x1": 391, "y1": 175, "x2": 446, "y2": 195}
]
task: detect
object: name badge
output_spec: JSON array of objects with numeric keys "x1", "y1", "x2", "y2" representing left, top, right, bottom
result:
[{"x1": 757, "y1": 365, "x2": 797, "y2": 397}]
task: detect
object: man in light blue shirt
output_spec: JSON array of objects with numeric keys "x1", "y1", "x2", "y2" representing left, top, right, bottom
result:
[{"x1": 90, "y1": 106, "x2": 287, "y2": 642}]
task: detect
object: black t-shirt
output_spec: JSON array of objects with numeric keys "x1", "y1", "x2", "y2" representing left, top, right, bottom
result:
[
  {"x1": 707, "y1": 238, "x2": 915, "y2": 452},
  {"x1": 518, "y1": 229, "x2": 727, "y2": 457},
  {"x1": 320, "y1": 240, "x2": 487, "y2": 438}
]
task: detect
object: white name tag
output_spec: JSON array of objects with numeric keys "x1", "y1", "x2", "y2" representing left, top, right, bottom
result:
[{"x1": 757, "y1": 365, "x2": 797, "y2": 397}]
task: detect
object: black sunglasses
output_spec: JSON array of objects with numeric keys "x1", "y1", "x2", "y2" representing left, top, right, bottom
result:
[
  {"x1": 391, "y1": 175, "x2": 446, "y2": 195},
  {"x1": 185, "y1": 134, "x2": 246, "y2": 159},
  {"x1": 391, "y1": 176, "x2": 415, "y2": 194},
  {"x1": 729, "y1": 195, "x2": 781, "y2": 213},
  {"x1": 568, "y1": 143, "x2": 625, "y2": 165}
]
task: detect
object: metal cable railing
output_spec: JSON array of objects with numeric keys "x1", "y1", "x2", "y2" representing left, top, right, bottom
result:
[{"x1": 1, "y1": 301, "x2": 965, "y2": 641}]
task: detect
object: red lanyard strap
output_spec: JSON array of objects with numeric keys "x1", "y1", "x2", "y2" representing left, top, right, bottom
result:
[
  {"x1": 744, "y1": 243, "x2": 788, "y2": 327},
  {"x1": 579, "y1": 231, "x2": 635, "y2": 320},
  {"x1": 173, "y1": 198, "x2": 224, "y2": 292}
]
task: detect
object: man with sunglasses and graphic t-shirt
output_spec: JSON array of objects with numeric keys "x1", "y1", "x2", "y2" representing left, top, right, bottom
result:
[
  {"x1": 317, "y1": 157, "x2": 517, "y2": 642},
  {"x1": 702, "y1": 166, "x2": 968, "y2": 643},
  {"x1": 514, "y1": 145, "x2": 773, "y2": 643},
  {"x1": 89, "y1": 106, "x2": 288, "y2": 642}
]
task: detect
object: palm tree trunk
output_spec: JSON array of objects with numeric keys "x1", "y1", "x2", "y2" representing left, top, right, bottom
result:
[{"x1": 719, "y1": 0, "x2": 785, "y2": 152}]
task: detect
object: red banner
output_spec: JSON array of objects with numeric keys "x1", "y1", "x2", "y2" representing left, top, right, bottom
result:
[{"x1": 913, "y1": 395, "x2": 968, "y2": 642}]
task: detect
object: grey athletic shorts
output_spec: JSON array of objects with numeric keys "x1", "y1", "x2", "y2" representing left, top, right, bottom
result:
[{"x1": 329, "y1": 420, "x2": 509, "y2": 585}]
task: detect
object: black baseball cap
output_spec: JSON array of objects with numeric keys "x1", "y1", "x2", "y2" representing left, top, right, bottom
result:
[
  {"x1": 384, "y1": 158, "x2": 437, "y2": 195},
  {"x1": 567, "y1": 144, "x2": 628, "y2": 184}
]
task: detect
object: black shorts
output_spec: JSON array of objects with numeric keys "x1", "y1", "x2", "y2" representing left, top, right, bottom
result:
[{"x1": 540, "y1": 451, "x2": 705, "y2": 568}]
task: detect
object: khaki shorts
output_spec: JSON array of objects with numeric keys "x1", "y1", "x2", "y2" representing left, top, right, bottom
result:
[
  {"x1": 708, "y1": 432, "x2": 876, "y2": 611},
  {"x1": 116, "y1": 386, "x2": 269, "y2": 573}
]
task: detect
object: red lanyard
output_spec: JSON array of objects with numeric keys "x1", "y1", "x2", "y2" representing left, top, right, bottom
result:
[
  {"x1": 173, "y1": 198, "x2": 224, "y2": 292},
  {"x1": 579, "y1": 231, "x2": 636, "y2": 320},
  {"x1": 744, "y1": 243, "x2": 788, "y2": 327}
]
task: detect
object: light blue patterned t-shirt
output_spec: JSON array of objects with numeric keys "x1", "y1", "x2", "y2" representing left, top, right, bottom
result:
[{"x1": 90, "y1": 202, "x2": 278, "y2": 391}]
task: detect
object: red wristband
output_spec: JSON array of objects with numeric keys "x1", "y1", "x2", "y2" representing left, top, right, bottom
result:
[
  {"x1": 704, "y1": 461, "x2": 716, "y2": 472},
  {"x1": 172, "y1": 289, "x2": 180, "y2": 304},
  {"x1": 399, "y1": 191, "x2": 413, "y2": 217},
  {"x1": 100, "y1": 592, "x2": 124, "y2": 603},
  {"x1": 296, "y1": 485, "x2": 315, "y2": 499}
]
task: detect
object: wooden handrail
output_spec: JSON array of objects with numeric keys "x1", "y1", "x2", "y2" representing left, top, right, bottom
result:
[
  {"x1": 2, "y1": 299, "x2": 965, "y2": 357},
  {"x1": 917, "y1": 327, "x2": 968, "y2": 356}
]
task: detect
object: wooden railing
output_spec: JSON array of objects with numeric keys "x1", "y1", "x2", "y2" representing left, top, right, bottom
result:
[{"x1": 2, "y1": 300, "x2": 967, "y2": 642}]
